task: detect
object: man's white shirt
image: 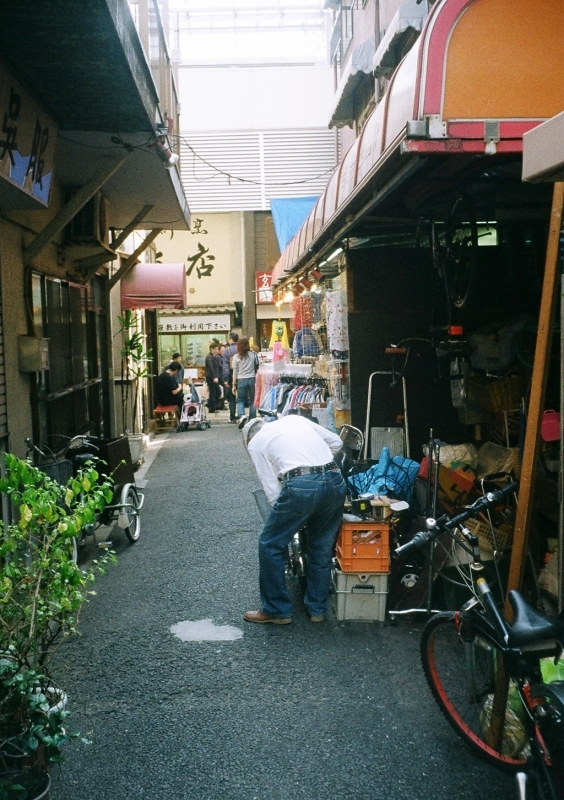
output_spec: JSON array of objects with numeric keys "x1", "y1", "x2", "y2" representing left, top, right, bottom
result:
[{"x1": 247, "y1": 415, "x2": 343, "y2": 505}]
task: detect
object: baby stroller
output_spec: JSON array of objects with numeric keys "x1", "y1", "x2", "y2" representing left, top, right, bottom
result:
[{"x1": 179, "y1": 384, "x2": 211, "y2": 431}]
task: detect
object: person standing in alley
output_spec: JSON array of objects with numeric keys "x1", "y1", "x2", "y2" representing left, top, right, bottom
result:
[
  {"x1": 171, "y1": 352, "x2": 184, "y2": 387},
  {"x1": 242, "y1": 414, "x2": 346, "y2": 624},
  {"x1": 232, "y1": 337, "x2": 258, "y2": 428},
  {"x1": 205, "y1": 342, "x2": 221, "y2": 414},
  {"x1": 222, "y1": 332, "x2": 238, "y2": 423}
]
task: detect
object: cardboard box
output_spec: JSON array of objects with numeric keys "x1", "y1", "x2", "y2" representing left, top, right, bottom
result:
[{"x1": 331, "y1": 569, "x2": 388, "y2": 622}]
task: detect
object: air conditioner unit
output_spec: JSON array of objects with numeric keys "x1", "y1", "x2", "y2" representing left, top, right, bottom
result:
[{"x1": 67, "y1": 193, "x2": 109, "y2": 245}]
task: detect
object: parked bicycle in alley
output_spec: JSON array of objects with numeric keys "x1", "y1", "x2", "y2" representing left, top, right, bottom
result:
[
  {"x1": 395, "y1": 485, "x2": 563, "y2": 800},
  {"x1": 26, "y1": 434, "x2": 144, "y2": 557}
]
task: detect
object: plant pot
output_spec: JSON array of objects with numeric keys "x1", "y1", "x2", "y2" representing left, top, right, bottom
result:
[
  {"x1": 0, "y1": 769, "x2": 50, "y2": 800},
  {"x1": 127, "y1": 433, "x2": 146, "y2": 466}
]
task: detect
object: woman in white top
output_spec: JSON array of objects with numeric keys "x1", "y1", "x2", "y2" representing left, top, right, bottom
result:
[{"x1": 232, "y1": 337, "x2": 258, "y2": 425}]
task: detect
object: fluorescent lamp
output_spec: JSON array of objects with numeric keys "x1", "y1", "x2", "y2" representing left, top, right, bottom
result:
[{"x1": 326, "y1": 246, "x2": 343, "y2": 262}]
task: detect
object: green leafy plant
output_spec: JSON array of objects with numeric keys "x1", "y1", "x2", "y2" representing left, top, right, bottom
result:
[
  {"x1": 0, "y1": 454, "x2": 115, "y2": 776},
  {"x1": 117, "y1": 310, "x2": 153, "y2": 435}
]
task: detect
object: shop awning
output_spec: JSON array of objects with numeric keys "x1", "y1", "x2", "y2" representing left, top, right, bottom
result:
[
  {"x1": 272, "y1": 0, "x2": 563, "y2": 288},
  {"x1": 372, "y1": 0, "x2": 429, "y2": 78},
  {"x1": 120, "y1": 263, "x2": 187, "y2": 310},
  {"x1": 329, "y1": 37, "x2": 376, "y2": 129}
]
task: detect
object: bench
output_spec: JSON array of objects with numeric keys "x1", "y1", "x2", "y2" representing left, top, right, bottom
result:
[{"x1": 153, "y1": 405, "x2": 180, "y2": 433}]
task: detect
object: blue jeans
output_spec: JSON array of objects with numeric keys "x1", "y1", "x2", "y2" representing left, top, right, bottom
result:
[
  {"x1": 236, "y1": 377, "x2": 256, "y2": 420},
  {"x1": 258, "y1": 470, "x2": 346, "y2": 618}
]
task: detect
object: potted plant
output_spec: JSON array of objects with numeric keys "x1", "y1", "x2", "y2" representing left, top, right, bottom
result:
[
  {"x1": 116, "y1": 310, "x2": 153, "y2": 464},
  {"x1": 0, "y1": 453, "x2": 115, "y2": 797}
]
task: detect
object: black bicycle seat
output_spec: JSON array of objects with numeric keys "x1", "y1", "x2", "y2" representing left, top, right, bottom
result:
[{"x1": 507, "y1": 590, "x2": 564, "y2": 649}]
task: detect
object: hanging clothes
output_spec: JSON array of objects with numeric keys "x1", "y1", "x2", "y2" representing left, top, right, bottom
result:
[
  {"x1": 293, "y1": 327, "x2": 321, "y2": 358},
  {"x1": 268, "y1": 320, "x2": 290, "y2": 350},
  {"x1": 326, "y1": 290, "x2": 349, "y2": 357},
  {"x1": 291, "y1": 295, "x2": 313, "y2": 331}
]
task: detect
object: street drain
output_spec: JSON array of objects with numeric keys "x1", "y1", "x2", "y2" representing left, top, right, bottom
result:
[{"x1": 170, "y1": 619, "x2": 243, "y2": 642}]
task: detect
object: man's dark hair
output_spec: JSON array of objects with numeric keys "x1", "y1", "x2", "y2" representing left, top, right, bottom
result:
[
  {"x1": 172, "y1": 352, "x2": 181, "y2": 359},
  {"x1": 229, "y1": 332, "x2": 239, "y2": 342},
  {"x1": 166, "y1": 362, "x2": 181, "y2": 373}
]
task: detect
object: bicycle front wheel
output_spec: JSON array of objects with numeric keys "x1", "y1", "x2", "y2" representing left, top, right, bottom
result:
[
  {"x1": 120, "y1": 484, "x2": 141, "y2": 543},
  {"x1": 421, "y1": 612, "x2": 529, "y2": 770}
]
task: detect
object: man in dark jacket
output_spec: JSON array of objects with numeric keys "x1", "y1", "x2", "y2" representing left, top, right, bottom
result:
[
  {"x1": 205, "y1": 343, "x2": 221, "y2": 413},
  {"x1": 222, "y1": 332, "x2": 238, "y2": 422}
]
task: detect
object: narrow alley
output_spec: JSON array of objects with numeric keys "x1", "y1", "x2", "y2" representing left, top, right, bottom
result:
[{"x1": 50, "y1": 420, "x2": 516, "y2": 800}]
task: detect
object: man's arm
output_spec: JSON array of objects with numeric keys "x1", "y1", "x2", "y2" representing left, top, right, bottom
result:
[
  {"x1": 248, "y1": 446, "x2": 281, "y2": 505},
  {"x1": 312, "y1": 422, "x2": 343, "y2": 455}
]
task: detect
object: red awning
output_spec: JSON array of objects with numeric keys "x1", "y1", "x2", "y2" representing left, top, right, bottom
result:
[
  {"x1": 120, "y1": 263, "x2": 187, "y2": 310},
  {"x1": 272, "y1": 0, "x2": 563, "y2": 287}
]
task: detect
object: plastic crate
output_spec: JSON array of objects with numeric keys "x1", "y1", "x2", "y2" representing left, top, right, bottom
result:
[
  {"x1": 335, "y1": 521, "x2": 390, "y2": 573},
  {"x1": 465, "y1": 517, "x2": 513, "y2": 554},
  {"x1": 331, "y1": 569, "x2": 388, "y2": 621}
]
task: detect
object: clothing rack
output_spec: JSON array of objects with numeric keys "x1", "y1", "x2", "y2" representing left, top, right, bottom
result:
[{"x1": 279, "y1": 375, "x2": 329, "y2": 388}]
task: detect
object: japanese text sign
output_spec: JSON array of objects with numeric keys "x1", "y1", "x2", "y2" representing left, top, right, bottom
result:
[
  {"x1": 0, "y1": 65, "x2": 57, "y2": 205},
  {"x1": 158, "y1": 314, "x2": 231, "y2": 333},
  {"x1": 255, "y1": 270, "x2": 273, "y2": 304}
]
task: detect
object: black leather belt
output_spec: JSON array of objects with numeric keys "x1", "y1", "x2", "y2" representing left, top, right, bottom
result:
[{"x1": 279, "y1": 461, "x2": 339, "y2": 482}]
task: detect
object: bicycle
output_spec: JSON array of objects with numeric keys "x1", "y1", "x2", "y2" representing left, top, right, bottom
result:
[
  {"x1": 395, "y1": 485, "x2": 563, "y2": 799},
  {"x1": 26, "y1": 435, "x2": 144, "y2": 552}
]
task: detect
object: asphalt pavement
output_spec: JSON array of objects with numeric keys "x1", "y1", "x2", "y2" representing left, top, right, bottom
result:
[{"x1": 49, "y1": 415, "x2": 517, "y2": 800}]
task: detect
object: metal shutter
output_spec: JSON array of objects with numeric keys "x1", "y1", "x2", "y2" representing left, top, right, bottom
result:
[{"x1": 180, "y1": 128, "x2": 338, "y2": 212}]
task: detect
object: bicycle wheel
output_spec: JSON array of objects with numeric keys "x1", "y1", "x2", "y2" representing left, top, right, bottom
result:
[
  {"x1": 120, "y1": 484, "x2": 141, "y2": 543},
  {"x1": 444, "y1": 195, "x2": 478, "y2": 309},
  {"x1": 421, "y1": 612, "x2": 529, "y2": 770}
]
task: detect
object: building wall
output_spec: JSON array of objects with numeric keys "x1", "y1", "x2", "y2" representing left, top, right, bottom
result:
[
  {"x1": 0, "y1": 220, "x2": 32, "y2": 459},
  {"x1": 179, "y1": 65, "x2": 334, "y2": 131},
  {"x1": 153, "y1": 213, "x2": 244, "y2": 307}
]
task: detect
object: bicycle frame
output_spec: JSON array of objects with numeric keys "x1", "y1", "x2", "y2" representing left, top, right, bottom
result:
[{"x1": 396, "y1": 487, "x2": 563, "y2": 799}]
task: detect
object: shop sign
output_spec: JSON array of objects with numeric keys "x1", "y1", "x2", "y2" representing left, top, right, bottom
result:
[
  {"x1": 0, "y1": 65, "x2": 57, "y2": 205},
  {"x1": 158, "y1": 314, "x2": 230, "y2": 333},
  {"x1": 256, "y1": 270, "x2": 273, "y2": 304}
]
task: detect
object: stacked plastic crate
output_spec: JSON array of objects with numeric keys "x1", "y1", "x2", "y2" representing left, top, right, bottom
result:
[{"x1": 332, "y1": 520, "x2": 391, "y2": 621}]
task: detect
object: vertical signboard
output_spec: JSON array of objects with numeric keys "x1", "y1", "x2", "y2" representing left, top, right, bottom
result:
[
  {"x1": 0, "y1": 65, "x2": 57, "y2": 205},
  {"x1": 256, "y1": 270, "x2": 273, "y2": 304}
]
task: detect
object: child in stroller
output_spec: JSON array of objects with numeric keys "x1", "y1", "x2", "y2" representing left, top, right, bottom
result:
[{"x1": 179, "y1": 383, "x2": 211, "y2": 431}]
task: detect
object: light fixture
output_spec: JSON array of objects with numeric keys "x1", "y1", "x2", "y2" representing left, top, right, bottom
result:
[
  {"x1": 154, "y1": 138, "x2": 179, "y2": 169},
  {"x1": 283, "y1": 289, "x2": 294, "y2": 303},
  {"x1": 326, "y1": 246, "x2": 343, "y2": 262}
]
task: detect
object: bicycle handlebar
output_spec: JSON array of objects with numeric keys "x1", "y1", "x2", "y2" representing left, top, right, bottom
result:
[{"x1": 394, "y1": 482, "x2": 518, "y2": 558}]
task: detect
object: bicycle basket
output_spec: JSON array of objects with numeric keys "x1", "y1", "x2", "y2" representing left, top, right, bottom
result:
[{"x1": 37, "y1": 459, "x2": 73, "y2": 485}]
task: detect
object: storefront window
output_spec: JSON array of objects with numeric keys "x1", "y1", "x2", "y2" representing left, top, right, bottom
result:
[{"x1": 160, "y1": 332, "x2": 229, "y2": 370}]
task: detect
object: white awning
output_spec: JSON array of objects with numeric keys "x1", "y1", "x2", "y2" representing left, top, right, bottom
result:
[
  {"x1": 329, "y1": 37, "x2": 375, "y2": 129},
  {"x1": 373, "y1": 0, "x2": 429, "y2": 78}
]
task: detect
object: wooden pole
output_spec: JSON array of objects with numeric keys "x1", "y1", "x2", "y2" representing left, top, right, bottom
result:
[{"x1": 505, "y1": 182, "x2": 564, "y2": 613}]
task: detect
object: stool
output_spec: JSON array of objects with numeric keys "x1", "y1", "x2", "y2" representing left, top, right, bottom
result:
[{"x1": 153, "y1": 405, "x2": 180, "y2": 433}]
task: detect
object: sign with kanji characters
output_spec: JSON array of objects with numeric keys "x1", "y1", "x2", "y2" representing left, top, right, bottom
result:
[
  {"x1": 158, "y1": 314, "x2": 230, "y2": 333},
  {"x1": 0, "y1": 65, "x2": 57, "y2": 205},
  {"x1": 255, "y1": 270, "x2": 273, "y2": 304}
]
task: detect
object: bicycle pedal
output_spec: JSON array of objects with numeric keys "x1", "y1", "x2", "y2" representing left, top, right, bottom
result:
[{"x1": 97, "y1": 541, "x2": 113, "y2": 549}]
